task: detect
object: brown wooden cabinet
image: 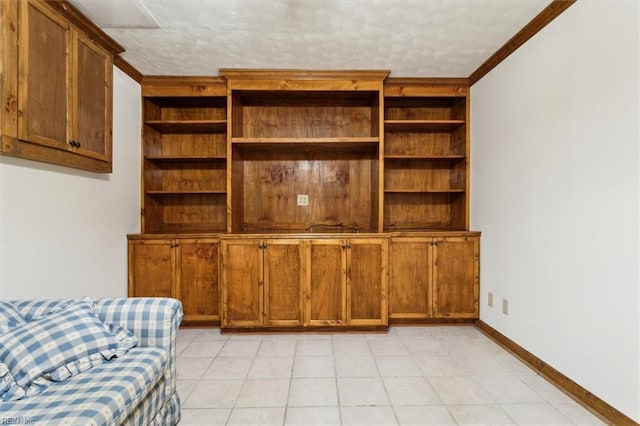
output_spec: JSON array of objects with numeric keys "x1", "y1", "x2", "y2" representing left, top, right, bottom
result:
[
  {"x1": 221, "y1": 238, "x2": 304, "y2": 328},
  {"x1": 74, "y1": 32, "x2": 113, "y2": 162},
  {"x1": 389, "y1": 233, "x2": 479, "y2": 321},
  {"x1": 432, "y1": 235, "x2": 479, "y2": 318},
  {"x1": 221, "y1": 236, "x2": 387, "y2": 329},
  {"x1": 0, "y1": 0, "x2": 120, "y2": 173},
  {"x1": 128, "y1": 236, "x2": 220, "y2": 324},
  {"x1": 306, "y1": 238, "x2": 388, "y2": 327},
  {"x1": 306, "y1": 239, "x2": 347, "y2": 326}
]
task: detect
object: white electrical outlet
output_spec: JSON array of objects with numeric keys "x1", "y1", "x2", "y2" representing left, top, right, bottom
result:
[
  {"x1": 488, "y1": 292, "x2": 493, "y2": 307},
  {"x1": 297, "y1": 194, "x2": 309, "y2": 206},
  {"x1": 502, "y1": 298, "x2": 509, "y2": 315}
]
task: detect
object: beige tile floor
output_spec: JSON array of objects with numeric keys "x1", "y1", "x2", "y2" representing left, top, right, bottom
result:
[{"x1": 175, "y1": 325, "x2": 606, "y2": 426}]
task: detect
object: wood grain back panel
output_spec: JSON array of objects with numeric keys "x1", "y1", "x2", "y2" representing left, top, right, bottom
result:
[
  {"x1": 238, "y1": 149, "x2": 376, "y2": 232},
  {"x1": 232, "y1": 92, "x2": 378, "y2": 139},
  {"x1": 385, "y1": 159, "x2": 465, "y2": 192},
  {"x1": 385, "y1": 97, "x2": 465, "y2": 121}
]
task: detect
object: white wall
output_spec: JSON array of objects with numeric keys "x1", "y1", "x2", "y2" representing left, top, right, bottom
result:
[
  {"x1": 471, "y1": 1, "x2": 639, "y2": 421},
  {"x1": 0, "y1": 68, "x2": 141, "y2": 300}
]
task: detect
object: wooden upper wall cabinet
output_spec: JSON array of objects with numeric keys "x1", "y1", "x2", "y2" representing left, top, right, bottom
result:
[{"x1": 0, "y1": 0, "x2": 122, "y2": 173}]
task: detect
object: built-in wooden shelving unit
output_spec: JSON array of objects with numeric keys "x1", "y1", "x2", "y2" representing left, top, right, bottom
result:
[{"x1": 130, "y1": 71, "x2": 479, "y2": 329}]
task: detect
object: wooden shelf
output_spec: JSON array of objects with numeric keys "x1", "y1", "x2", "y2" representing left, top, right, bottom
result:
[
  {"x1": 145, "y1": 155, "x2": 226, "y2": 161},
  {"x1": 232, "y1": 137, "x2": 379, "y2": 152},
  {"x1": 384, "y1": 189, "x2": 465, "y2": 194},
  {"x1": 385, "y1": 225, "x2": 470, "y2": 232},
  {"x1": 143, "y1": 224, "x2": 226, "y2": 233},
  {"x1": 146, "y1": 190, "x2": 226, "y2": 195},
  {"x1": 384, "y1": 155, "x2": 465, "y2": 160},
  {"x1": 144, "y1": 120, "x2": 227, "y2": 133},
  {"x1": 384, "y1": 120, "x2": 465, "y2": 131},
  {"x1": 232, "y1": 137, "x2": 379, "y2": 145}
]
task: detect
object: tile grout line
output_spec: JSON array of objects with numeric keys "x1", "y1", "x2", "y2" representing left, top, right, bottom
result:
[
  {"x1": 331, "y1": 334, "x2": 344, "y2": 425},
  {"x1": 282, "y1": 337, "x2": 299, "y2": 426},
  {"x1": 176, "y1": 326, "x2": 606, "y2": 426}
]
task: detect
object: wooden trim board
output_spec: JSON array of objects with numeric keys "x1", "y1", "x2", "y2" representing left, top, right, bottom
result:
[
  {"x1": 46, "y1": 0, "x2": 124, "y2": 55},
  {"x1": 114, "y1": 56, "x2": 143, "y2": 83},
  {"x1": 469, "y1": 0, "x2": 576, "y2": 85},
  {"x1": 475, "y1": 320, "x2": 639, "y2": 426}
]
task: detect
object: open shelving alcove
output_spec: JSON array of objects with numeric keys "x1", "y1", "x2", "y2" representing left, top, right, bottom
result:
[
  {"x1": 141, "y1": 77, "x2": 228, "y2": 234},
  {"x1": 226, "y1": 73, "x2": 385, "y2": 234},
  {"x1": 129, "y1": 70, "x2": 479, "y2": 329},
  {"x1": 383, "y1": 80, "x2": 469, "y2": 231}
]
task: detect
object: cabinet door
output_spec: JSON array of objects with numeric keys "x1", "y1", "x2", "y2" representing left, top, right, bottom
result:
[
  {"x1": 389, "y1": 238, "x2": 432, "y2": 320},
  {"x1": 347, "y1": 238, "x2": 388, "y2": 326},
  {"x1": 432, "y1": 236, "x2": 479, "y2": 318},
  {"x1": 177, "y1": 239, "x2": 219, "y2": 323},
  {"x1": 306, "y1": 239, "x2": 346, "y2": 326},
  {"x1": 221, "y1": 240, "x2": 263, "y2": 327},
  {"x1": 73, "y1": 33, "x2": 112, "y2": 162},
  {"x1": 264, "y1": 239, "x2": 304, "y2": 326},
  {"x1": 18, "y1": 0, "x2": 71, "y2": 149},
  {"x1": 128, "y1": 239, "x2": 175, "y2": 299}
]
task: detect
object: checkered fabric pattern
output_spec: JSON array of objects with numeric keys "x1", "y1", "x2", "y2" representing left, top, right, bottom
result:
[
  {"x1": 6, "y1": 297, "x2": 183, "y2": 426},
  {"x1": 12, "y1": 299, "x2": 80, "y2": 321},
  {"x1": 93, "y1": 298, "x2": 183, "y2": 407},
  {"x1": 0, "y1": 301, "x2": 120, "y2": 401},
  {"x1": 0, "y1": 347, "x2": 168, "y2": 425},
  {"x1": 0, "y1": 301, "x2": 25, "y2": 333}
]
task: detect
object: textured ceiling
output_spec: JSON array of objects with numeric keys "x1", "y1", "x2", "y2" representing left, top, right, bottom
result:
[{"x1": 71, "y1": 0, "x2": 552, "y2": 77}]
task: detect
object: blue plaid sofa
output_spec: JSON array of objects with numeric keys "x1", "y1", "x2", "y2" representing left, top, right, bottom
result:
[{"x1": 0, "y1": 298, "x2": 183, "y2": 426}]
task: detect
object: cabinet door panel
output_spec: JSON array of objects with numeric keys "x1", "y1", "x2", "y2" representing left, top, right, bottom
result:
[
  {"x1": 264, "y1": 240, "x2": 303, "y2": 326},
  {"x1": 222, "y1": 241, "x2": 262, "y2": 327},
  {"x1": 432, "y1": 237, "x2": 479, "y2": 318},
  {"x1": 178, "y1": 239, "x2": 219, "y2": 322},
  {"x1": 18, "y1": 0, "x2": 70, "y2": 148},
  {"x1": 348, "y1": 239, "x2": 387, "y2": 325},
  {"x1": 308, "y1": 241, "x2": 345, "y2": 325},
  {"x1": 389, "y1": 238, "x2": 431, "y2": 319},
  {"x1": 75, "y1": 34, "x2": 111, "y2": 161},
  {"x1": 128, "y1": 241, "x2": 174, "y2": 299}
]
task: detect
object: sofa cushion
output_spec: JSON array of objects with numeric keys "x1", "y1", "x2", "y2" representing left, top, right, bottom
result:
[
  {"x1": 0, "y1": 301, "x2": 25, "y2": 334},
  {"x1": 0, "y1": 347, "x2": 168, "y2": 426},
  {"x1": 0, "y1": 301, "x2": 121, "y2": 400}
]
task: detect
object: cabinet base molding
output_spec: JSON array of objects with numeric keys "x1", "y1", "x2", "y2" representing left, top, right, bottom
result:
[
  {"x1": 182, "y1": 319, "x2": 220, "y2": 327},
  {"x1": 474, "y1": 320, "x2": 636, "y2": 426},
  {"x1": 390, "y1": 318, "x2": 475, "y2": 325},
  {"x1": 221, "y1": 326, "x2": 389, "y2": 334}
]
